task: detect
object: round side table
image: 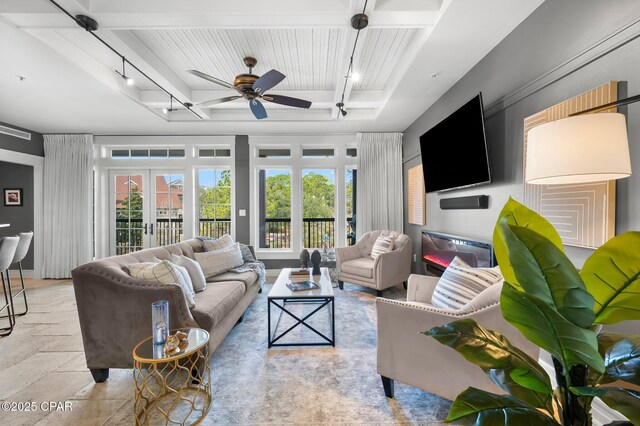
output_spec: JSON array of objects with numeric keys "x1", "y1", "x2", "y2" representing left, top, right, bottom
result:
[{"x1": 132, "y1": 328, "x2": 211, "y2": 426}]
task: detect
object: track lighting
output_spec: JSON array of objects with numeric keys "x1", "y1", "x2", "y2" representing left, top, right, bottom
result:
[
  {"x1": 120, "y1": 57, "x2": 134, "y2": 86},
  {"x1": 336, "y1": 4, "x2": 369, "y2": 120},
  {"x1": 47, "y1": 0, "x2": 202, "y2": 119},
  {"x1": 163, "y1": 96, "x2": 174, "y2": 114}
]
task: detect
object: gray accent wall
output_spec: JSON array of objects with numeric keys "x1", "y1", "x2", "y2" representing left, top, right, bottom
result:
[
  {"x1": 403, "y1": 0, "x2": 640, "y2": 273},
  {"x1": 0, "y1": 161, "x2": 34, "y2": 268},
  {"x1": 0, "y1": 121, "x2": 44, "y2": 156},
  {"x1": 234, "y1": 135, "x2": 250, "y2": 244}
]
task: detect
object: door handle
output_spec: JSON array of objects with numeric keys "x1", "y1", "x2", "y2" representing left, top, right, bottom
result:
[
  {"x1": 150, "y1": 224, "x2": 154, "y2": 235},
  {"x1": 144, "y1": 223, "x2": 148, "y2": 235}
]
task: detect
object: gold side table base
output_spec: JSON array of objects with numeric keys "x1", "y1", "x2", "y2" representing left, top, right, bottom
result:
[{"x1": 133, "y1": 329, "x2": 212, "y2": 426}]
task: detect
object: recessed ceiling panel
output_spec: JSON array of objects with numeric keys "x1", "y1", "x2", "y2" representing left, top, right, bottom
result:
[{"x1": 131, "y1": 28, "x2": 350, "y2": 91}]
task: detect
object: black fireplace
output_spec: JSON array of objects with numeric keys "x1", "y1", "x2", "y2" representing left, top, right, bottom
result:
[{"x1": 422, "y1": 231, "x2": 495, "y2": 276}]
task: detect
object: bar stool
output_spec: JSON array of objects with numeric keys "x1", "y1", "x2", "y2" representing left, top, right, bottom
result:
[
  {"x1": 0, "y1": 236, "x2": 19, "y2": 337},
  {"x1": 8, "y1": 232, "x2": 33, "y2": 317}
]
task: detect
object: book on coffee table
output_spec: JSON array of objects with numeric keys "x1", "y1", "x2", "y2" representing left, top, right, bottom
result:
[
  {"x1": 289, "y1": 268, "x2": 309, "y2": 276},
  {"x1": 286, "y1": 280, "x2": 319, "y2": 292}
]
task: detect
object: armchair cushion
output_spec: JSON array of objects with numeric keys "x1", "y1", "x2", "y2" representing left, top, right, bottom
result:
[
  {"x1": 431, "y1": 256, "x2": 502, "y2": 310},
  {"x1": 341, "y1": 257, "x2": 375, "y2": 278},
  {"x1": 370, "y1": 234, "x2": 396, "y2": 259}
]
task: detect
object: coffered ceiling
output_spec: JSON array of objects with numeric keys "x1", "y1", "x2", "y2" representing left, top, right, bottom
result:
[{"x1": 0, "y1": 0, "x2": 544, "y2": 134}]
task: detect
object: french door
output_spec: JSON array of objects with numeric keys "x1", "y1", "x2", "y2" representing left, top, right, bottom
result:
[{"x1": 110, "y1": 170, "x2": 185, "y2": 255}]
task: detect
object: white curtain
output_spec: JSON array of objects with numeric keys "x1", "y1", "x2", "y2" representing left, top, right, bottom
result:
[
  {"x1": 356, "y1": 132, "x2": 404, "y2": 237},
  {"x1": 43, "y1": 134, "x2": 93, "y2": 278}
]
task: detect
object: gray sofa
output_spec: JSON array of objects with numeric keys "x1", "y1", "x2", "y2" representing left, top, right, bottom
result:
[{"x1": 71, "y1": 238, "x2": 260, "y2": 383}]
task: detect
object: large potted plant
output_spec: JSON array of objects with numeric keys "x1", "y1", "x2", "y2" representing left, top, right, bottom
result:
[{"x1": 425, "y1": 197, "x2": 639, "y2": 425}]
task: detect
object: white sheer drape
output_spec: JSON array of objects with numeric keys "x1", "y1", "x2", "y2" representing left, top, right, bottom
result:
[
  {"x1": 356, "y1": 132, "x2": 404, "y2": 237},
  {"x1": 43, "y1": 134, "x2": 93, "y2": 278}
]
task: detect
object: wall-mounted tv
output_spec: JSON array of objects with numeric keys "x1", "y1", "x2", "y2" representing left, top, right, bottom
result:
[{"x1": 419, "y1": 93, "x2": 491, "y2": 193}]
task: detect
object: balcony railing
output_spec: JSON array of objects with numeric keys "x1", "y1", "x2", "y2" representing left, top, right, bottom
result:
[{"x1": 116, "y1": 217, "x2": 353, "y2": 250}]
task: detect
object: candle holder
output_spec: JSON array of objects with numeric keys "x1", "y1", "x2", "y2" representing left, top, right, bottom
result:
[{"x1": 152, "y1": 300, "x2": 169, "y2": 345}]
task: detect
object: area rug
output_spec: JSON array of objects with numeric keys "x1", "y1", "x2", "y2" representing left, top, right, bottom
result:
[{"x1": 204, "y1": 282, "x2": 452, "y2": 425}]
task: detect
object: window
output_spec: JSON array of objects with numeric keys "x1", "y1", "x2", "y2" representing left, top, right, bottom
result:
[
  {"x1": 110, "y1": 148, "x2": 186, "y2": 159},
  {"x1": 198, "y1": 148, "x2": 231, "y2": 158},
  {"x1": 346, "y1": 168, "x2": 357, "y2": 246},
  {"x1": 346, "y1": 148, "x2": 357, "y2": 157},
  {"x1": 114, "y1": 174, "x2": 144, "y2": 255},
  {"x1": 258, "y1": 169, "x2": 291, "y2": 249},
  {"x1": 258, "y1": 148, "x2": 290, "y2": 158},
  {"x1": 302, "y1": 148, "x2": 334, "y2": 158},
  {"x1": 302, "y1": 169, "x2": 335, "y2": 248},
  {"x1": 198, "y1": 169, "x2": 232, "y2": 238}
]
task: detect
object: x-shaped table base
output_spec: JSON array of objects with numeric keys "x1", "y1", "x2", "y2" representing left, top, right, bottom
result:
[{"x1": 268, "y1": 297, "x2": 335, "y2": 347}]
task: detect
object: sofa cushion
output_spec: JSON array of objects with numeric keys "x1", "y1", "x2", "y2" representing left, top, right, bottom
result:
[
  {"x1": 194, "y1": 243, "x2": 244, "y2": 278},
  {"x1": 431, "y1": 256, "x2": 503, "y2": 311},
  {"x1": 191, "y1": 281, "x2": 245, "y2": 331},
  {"x1": 202, "y1": 234, "x2": 234, "y2": 251},
  {"x1": 128, "y1": 260, "x2": 196, "y2": 308},
  {"x1": 341, "y1": 257, "x2": 375, "y2": 278},
  {"x1": 207, "y1": 271, "x2": 258, "y2": 288},
  {"x1": 171, "y1": 254, "x2": 207, "y2": 292}
]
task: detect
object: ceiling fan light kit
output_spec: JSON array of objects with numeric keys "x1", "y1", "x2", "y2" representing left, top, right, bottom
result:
[{"x1": 188, "y1": 56, "x2": 312, "y2": 120}]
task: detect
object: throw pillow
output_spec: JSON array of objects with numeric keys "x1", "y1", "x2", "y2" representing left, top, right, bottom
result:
[
  {"x1": 202, "y1": 234, "x2": 234, "y2": 252},
  {"x1": 431, "y1": 256, "x2": 503, "y2": 311},
  {"x1": 194, "y1": 242, "x2": 244, "y2": 278},
  {"x1": 238, "y1": 243, "x2": 256, "y2": 262},
  {"x1": 128, "y1": 260, "x2": 196, "y2": 308},
  {"x1": 171, "y1": 254, "x2": 207, "y2": 292},
  {"x1": 370, "y1": 234, "x2": 396, "y2": 259}
]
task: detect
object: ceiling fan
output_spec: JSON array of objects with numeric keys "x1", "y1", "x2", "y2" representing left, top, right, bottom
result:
[{"x1": 187, "y1": 57, "x2": 312, "y2": 120}]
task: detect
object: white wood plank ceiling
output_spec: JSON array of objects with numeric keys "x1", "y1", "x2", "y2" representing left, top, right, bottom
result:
[{"x1": 0, "y1": 0, "x2": 547, "y2": 127}]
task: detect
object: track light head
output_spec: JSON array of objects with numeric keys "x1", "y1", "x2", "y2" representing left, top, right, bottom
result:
[
  {"x1": 341, "y1": 109, "x2": 347, "y2": 117},
  {"x1": 336, "y1": 102, "x2": 347, "y2": 117},
  {"x1": 162, "y1": 107, "x2": 169, "y2": 114},
  {"x1": 124, "y1": 76, "x2": 134, "y2": 86}
]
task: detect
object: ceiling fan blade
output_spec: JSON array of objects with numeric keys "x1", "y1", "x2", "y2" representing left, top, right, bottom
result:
[
  {"x1": 187, "y1": 70, "x2": 237, "y2": 90},
  {"x1": 263, "y1": 94, "x2": 312, "y2": 109},
  {"x1": 197, "y1": 96, "x2": 242, "y2": 107},
  {"x1": 249, "y1": 99, "x2": 268, "y2": 120},
  {"x1": 252, "y1": 69, "x2": 285, "y2": 94}
]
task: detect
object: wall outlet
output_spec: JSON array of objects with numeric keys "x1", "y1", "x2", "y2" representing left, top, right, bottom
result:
[
  {"x1": 239, "y1": 209, "x2": 246, "y2": 217},
  {"x1": 413, "y1": 253, "x2": 417, "y2": 262}
]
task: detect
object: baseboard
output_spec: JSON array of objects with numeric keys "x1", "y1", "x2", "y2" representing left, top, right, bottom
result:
[
  {"x1": 7, "y1": 269, "x2": 34, "y2": 279},
  {"x1": 538, "y1": 356, "x2": 628, "y2": 425}
]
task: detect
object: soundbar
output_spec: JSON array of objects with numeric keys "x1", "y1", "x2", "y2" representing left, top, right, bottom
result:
[{"x1": 440, "y1": 195, "x2": 489, "y2": 210}]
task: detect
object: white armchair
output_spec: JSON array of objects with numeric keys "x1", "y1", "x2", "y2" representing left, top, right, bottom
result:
[
  {"x1": 336, "y1": 230, "x2": 412, "y2": 296},
  {"x1": 376, "y1": 274, "x2": 539, "y2": 400}
]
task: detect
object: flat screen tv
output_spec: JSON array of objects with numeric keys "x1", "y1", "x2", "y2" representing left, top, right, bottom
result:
[{"x1": 419, "y1": 93, "x2": 491, "y2": 193}]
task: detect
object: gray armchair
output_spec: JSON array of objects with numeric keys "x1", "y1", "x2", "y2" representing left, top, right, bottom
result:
[
  {"x1": 336, "y1": 230, "x2": 412, "y2": 296},
  {"x1": 376, "y1": 274, "x2": 539, "y2": 400}
]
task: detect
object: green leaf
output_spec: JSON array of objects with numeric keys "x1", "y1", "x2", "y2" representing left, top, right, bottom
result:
[
  {"x1": 571, "y1": 386, "x2": 640, "y2": 424},
  {"x1": 493, "y1": 197, "x2": 564, "y2": 288},
  {"x1": 600, "y1": 333, "x2": 640, "y2": 386},
  {"x1": 445, "y1": 387, "x2": 559, "y2": 425},
  {"x1": 499, "y1": 220, "x2": 595, "y2": 328},
  {"x1": 501, "y1": 283, "x2": 605, "y2": 373},
  {"x1": 580, "y1": 232, "x2": 640, "y2": 325},
  {"x1": 424, "y1": 319, "x2": 553, "y2": 411}
]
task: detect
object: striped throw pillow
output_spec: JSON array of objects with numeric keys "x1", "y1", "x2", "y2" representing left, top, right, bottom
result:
[
  {"x1": 370, "y1": 235, "x2": 396, "y2": 259},
  {"x1": 431, "y1": 256, "x2": 502, "y2": 311},
  {"x1": 195, "y1": 242, "x2": 244, "y2": 278},
  {"x1": 202, "y1": 234, "x2": 234, "y2": 251},
  {"x1": 128, "y1": 260, "x2": 196, "y2": 308}
]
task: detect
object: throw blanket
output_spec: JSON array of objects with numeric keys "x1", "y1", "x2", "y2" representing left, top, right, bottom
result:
[{"x1": 196, "y1": 237, "x2": 266, "y2": 287}]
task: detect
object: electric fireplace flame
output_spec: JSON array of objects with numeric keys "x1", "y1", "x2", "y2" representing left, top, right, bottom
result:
[{"x1": 422, "y1": 231, "x2": 495, "y2": 274}]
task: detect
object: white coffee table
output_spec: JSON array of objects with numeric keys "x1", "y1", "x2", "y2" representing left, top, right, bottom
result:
[{"x1": 268, "y1": 267, "x2": 335, "y2": 347}]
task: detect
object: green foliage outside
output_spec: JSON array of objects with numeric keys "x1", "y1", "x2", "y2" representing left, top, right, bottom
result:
[{"x1": 199, "y1": 170, "x2": 231, "y2": 219}]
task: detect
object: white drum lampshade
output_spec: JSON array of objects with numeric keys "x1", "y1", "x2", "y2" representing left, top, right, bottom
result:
[{"x1": 526, "y1": 113, "x2": 632, "y2": 184}]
